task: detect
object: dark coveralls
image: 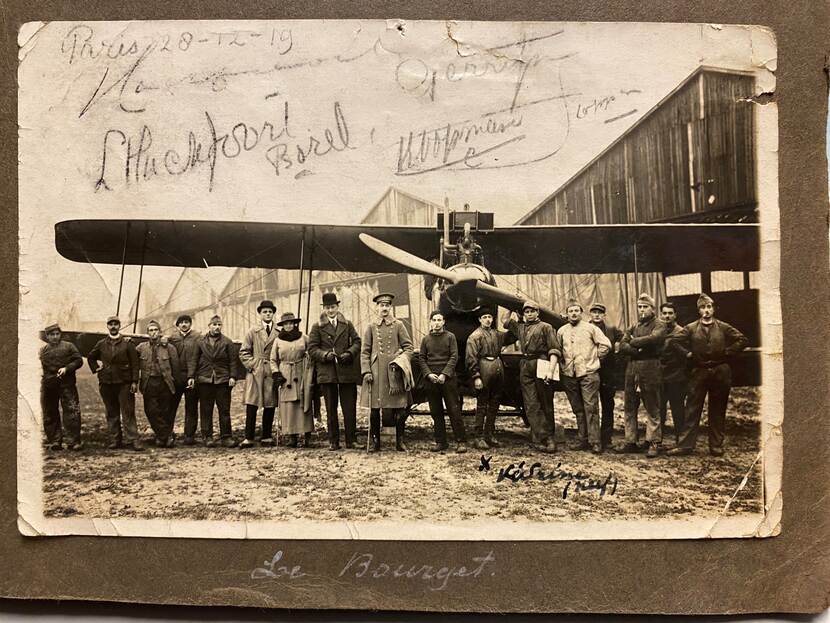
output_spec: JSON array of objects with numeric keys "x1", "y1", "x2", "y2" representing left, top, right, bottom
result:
[
  {"x1": 419, "y1": 329, "x2": 466, "y2": 446},
  {"x1": 137, "y1": 339, "x2": 181, "y2": 444},
  {"x1": 168, "y1": 330, "x2": 201, "y2": 440},
  {"x1": 308, "y1": 312, "x2": 362, "y2": 447},
  {"x1": 188, "y1": 334, "x2": 241, "y2": 440},
  {"x1": 88, "y1": 336, "x2": 140, "y2": 446},
  {"x1": 465, "y1": 326, "x2": 516, "y2": 442},
  {"x1": 659, "y1": 323, "x2": 689, "y2": 441},
  {"x1": 672, "y1": 319, "x2": 748, "y2": 451},
  {"x1": 504, "y1": 319, "x2": 562, "y2": 445},
  {"x1": 39, "y1": 341, "x2": 83, "y2": 446},
  {"x1": 619, "y1": 315, "x2": 667, "y2": 444},
  {"x1": 590, "y1": 320, "x2": 623, "y2": 447}
]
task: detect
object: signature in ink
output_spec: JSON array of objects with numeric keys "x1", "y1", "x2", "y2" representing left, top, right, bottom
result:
[{"x1": 483, "y1": 459, "x2": 618, "y2": 499}]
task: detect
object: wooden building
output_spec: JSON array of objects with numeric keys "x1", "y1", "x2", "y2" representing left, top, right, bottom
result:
[{"x1": 511, "y1": 66, "x2": 759, "y2": 334}]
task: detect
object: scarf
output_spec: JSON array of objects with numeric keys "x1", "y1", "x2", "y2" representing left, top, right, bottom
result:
[{"x1": 278, "y1": 327, "x2": 302, "y2": 342}]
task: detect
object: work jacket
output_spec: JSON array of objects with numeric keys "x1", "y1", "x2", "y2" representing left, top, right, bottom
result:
[
  {"x1": 137, "y1": 339, "x2": 180, "y2": 394},
  {"x1": 671, "y1": 319, "x2": 749, "y2": 368},
  {"x1": 39, "y1": 341, "x2": 83, "y2": 387},
  {"x1": 168, "y1": 330, "x2": 201, "y2": 385},
  {"x1": 659, "y1": 323, "x2": 690, "y2": 384},
  {"x1": 88, "y1": 336, "x2": 139, "y2": 385},
  {"x1": 557, "y1": 320, "x2": 612, "y2": 377},
  {"x1": 465, "y1": 326, "x2": 516, "y2": 380},
  {"x1": 308, "y1": 312, "x2": 361, "y2": 384},
  {"x1": 188, "y1": 333, "x2": 241, "y2": 385}
]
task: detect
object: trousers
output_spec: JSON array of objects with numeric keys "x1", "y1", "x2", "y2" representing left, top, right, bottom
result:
[
  {"x1": 143, "y1": 377, "x2": 174, "y2": 442},
  {"x1": 561, "y1": 372, "x2": 601, "y2": 445},
  {"x1": 320, "y1": 383, "x2": 358, "y2": 445},
  {"x1": 171, "y1": 382, "x2": 199, "y2": 439},
  {"x1": 598, "y1": 371, "x2": 616, "y2": 445},
  {"x1": 518, "y1": 359, "x2": 555, "y2": 444},
  {"x1": 41, "y1": 381, "x2": 81, "y2": 445},
  {"x1": 244, "y1": 404, "x2": 276, "y2": 440},
  {"x1": 473, "y1": 370, "x2": 503, "y2": 441},
  {"x1": 99, "y1": 382, "x2": 138, "y2": 444},
  {"x1": 425, "y1": 376, "x2": 467, "y2": 445},
  {"x1": 623, "y1": 361, "x2": 662, "y2": 444},
  {"x1": 660, "y1": 380, "x2": 688, "y2": 440},
  {"x1": 677, "y1": 364, "x2": 731, "y2": 450},
  {"x1": 197, "y1": 383, "x2": 233, "y2": 439}
]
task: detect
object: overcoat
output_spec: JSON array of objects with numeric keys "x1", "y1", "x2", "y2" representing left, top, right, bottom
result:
[
  {"x1": 239, "y1": 325, "x2": 277, "y2": 408},
  {"x1": 307, "y1": 312, "x2": 361, "y2": 384},
  {"x1": 360, "y1": 317, "x2": 414, "y2": 409}
]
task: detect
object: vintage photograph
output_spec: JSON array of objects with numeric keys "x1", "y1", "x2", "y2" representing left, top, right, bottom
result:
[{"x1": 17, "y1": 20, "x2": 780, "y2": 539}]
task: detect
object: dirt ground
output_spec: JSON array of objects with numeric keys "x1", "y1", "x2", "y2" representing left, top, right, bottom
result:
[{"x1": 40, "y1": 371, "x2": 764, "y2": 523}]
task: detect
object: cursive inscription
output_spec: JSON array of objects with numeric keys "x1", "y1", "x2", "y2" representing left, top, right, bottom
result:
[
  {"x1": 339, "y1": 550, "x2": 496, "y2": 591},
  {"x1": 250, "y1": 550, "x2": 307, "y2": 580},
  {"x1": 480, "y1": 456, "x2": 618, "y2": 499}
]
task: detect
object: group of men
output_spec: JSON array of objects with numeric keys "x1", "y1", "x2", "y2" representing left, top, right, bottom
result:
[{"x1": 39, "y1": 289, "x2": 747, "y2": 458}]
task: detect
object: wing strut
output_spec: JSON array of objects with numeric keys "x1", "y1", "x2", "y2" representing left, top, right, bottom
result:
[
  {"x1": 296, "y1": 229, "x2": 306, "y2": 318},
  {"x1": 115, "y1": 222, "x2": 131, "y2": 316},
  {"x1": 129, "y1": 225, "x2": 148, "y2": 332},
  {"x1": 304, "y1": 230, "x2": 315, "y2": 334}
]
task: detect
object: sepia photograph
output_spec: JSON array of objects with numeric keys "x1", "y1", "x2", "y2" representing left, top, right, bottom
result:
[{"x1": 17, "y1": 19, "x2": 780, "y2": 539}]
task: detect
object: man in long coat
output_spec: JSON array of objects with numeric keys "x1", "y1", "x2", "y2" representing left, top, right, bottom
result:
[
  {"x1": 667, "y1": 293, "x2": 748, "y2": 457},
  {"x1": 168, "y1": 314, "x2": 201, "y2": 445},
  {"x1": 308, "y1": 292, "x2": 361, "y2": 450},
  {"x1": 360, "y1": 293, "x2": 414, "y2": 452},
  {"x1": 136, "y1": 320, "x2": 181, "y2": 447},
  {"x1": 616, "y1": 293, "x2": 667, "y2": 458},
  {"x1": 238, "y1": 300, "x2": 278, "y2": 447}
]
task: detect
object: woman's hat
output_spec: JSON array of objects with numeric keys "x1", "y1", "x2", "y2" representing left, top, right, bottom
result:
[{"x1": 276, "y1": 312, "x2": 301, "y2": 326}]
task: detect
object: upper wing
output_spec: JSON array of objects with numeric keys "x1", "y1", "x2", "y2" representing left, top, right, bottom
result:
[{"x1": 55, "y1": 220, "x2": 759, "y2": 275}]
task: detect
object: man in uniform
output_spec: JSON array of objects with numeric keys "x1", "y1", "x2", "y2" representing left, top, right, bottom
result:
[
  {"x1": 239, "y1": 300, "x2": 278, "y2": 448},
  {"x1": 308, "y1": 292, "x2": 361, "y2": 450},
  {"x1": 558, "y1": 299, "x2": 612, "y2": 454},
  {"x1": 465, "y1": 307, "x2": 515, "y2": 450},
  {"x1": 420, "y1": 310, "x2": 467, "y2": 453},
  {"x1": 616, "y1": 293, "x2": 667, "y2": 458},
  {"x1": 504, "y1": 300, "x2": 561, "y2": 453},
  {"x1": 88, "y1": 315, "x2": 143, "y2": 451},
  {"x1": 588, "y1": 302, "x2": 624, "y2": 449},
  {"x1": 658, "y1": 302, "x2": 689, "y2": 443},
  {"x1": 187, "y1": 315, "x2": 240, "y2": 448},
  {"x1": 360, "y1": 293, "x2": 414, "y2": 452},
  {"x1": 137, "y1": 320, "x2": 181, "y2": 447},
  {"x1": 39, "y1": 323, "x2": 83, "y2": 451},
  {"x1": 168, "y1": 314, "x2": 201, "y2": 445},
  {"x1": 667, "y1": 293, "x2": 748, "y2": 457}
]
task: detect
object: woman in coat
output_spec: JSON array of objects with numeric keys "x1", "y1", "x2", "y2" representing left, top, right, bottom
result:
[{"x1": 269, "y1": 313, "x2": 314, "y2": 448}]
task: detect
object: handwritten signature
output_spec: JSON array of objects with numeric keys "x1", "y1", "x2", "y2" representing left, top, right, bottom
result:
[
  {"x1": 479, "y1": 456, "x2": 618, "y2": 499},
  {"x1": 94, "y1": 99, "x2": 354, "y2": 191}
]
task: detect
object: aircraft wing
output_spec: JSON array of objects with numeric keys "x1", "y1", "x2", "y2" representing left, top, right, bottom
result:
[{"x1": 55, "y1": 220, "x2": 759, "y2": 275}]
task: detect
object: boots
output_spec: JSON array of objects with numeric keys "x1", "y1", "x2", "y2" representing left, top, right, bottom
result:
[
  {"x1": 395, "y1": 416, "x2": 408, "y2": 452},
  {"x1": 369, "y1": 409, "x2": 381, "y2": 453}
]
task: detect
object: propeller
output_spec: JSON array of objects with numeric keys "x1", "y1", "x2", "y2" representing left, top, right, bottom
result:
[
  {"x1": 359, "y1": 233, "x2": 566, "y2": 328},
  {"x1": 359, "y1": 233, "x2": 462, "y2": 283}
]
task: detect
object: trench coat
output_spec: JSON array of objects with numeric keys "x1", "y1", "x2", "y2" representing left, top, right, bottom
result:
[
  {"x1": 239, "y1": 325, "x2": 277, "y2": 408},
  {"x1": 269, "y1": 334, "x2": 313, "y2": 433},
  {"x1": 360, "y1": 317, "x2": 414, "y2": 409}
]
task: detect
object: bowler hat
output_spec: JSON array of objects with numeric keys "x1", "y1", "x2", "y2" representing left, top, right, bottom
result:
[
  {"x1": 276, "y1": 312, "x2": 301, "y2": 326},
  {"x1": 373, "y1": 292, "x2": 395, "y2": 304},
  {"x1": 321, "y1": 292, "x2": 340, "y2": 306},
  {"x1": 257, "y1": 300, "x2": 276, "y2": 313},
  {"x1": 589, "y1": 302, "x2": 606, "y2": 313}
]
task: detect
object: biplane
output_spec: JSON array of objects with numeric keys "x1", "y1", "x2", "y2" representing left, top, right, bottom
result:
[{"x1": 53, "y1": 207, "x2": 761, "y2": 413}]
